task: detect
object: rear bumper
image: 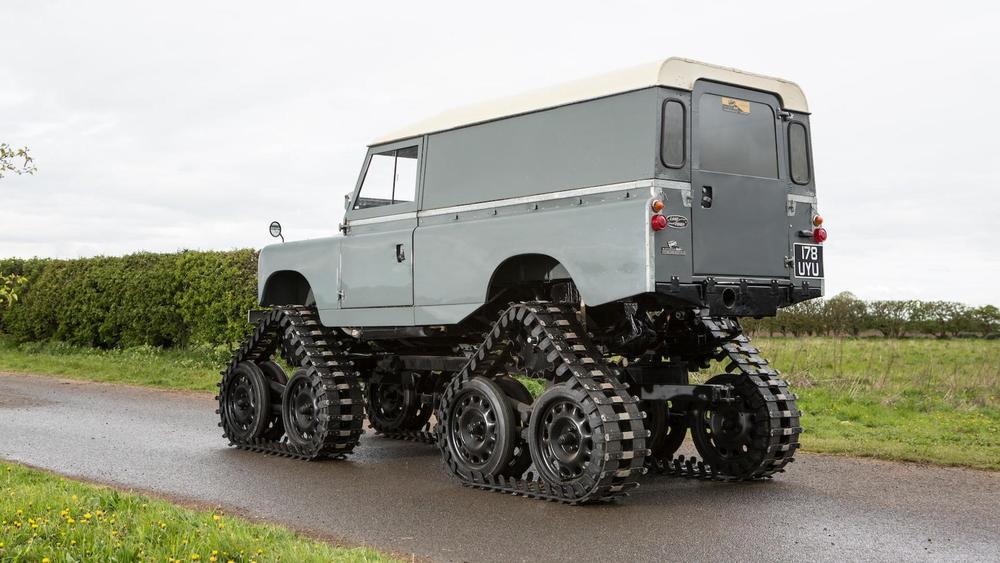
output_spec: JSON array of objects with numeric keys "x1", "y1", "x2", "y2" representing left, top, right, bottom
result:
[{"x1": 655, "y1": 279, "x2": 822, "y2": 317}]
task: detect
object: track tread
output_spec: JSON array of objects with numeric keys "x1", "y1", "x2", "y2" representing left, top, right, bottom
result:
[{"x1": 218, "y1": 306, "x2": 364, "y2": 460}]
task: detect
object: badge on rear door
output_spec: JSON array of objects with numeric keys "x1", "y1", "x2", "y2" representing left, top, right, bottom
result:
[{"x1": 793, "y1": 243, "x2": 824, "y2": 278}]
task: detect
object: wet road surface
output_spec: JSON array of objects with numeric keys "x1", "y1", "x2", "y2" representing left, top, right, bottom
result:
[{"x1": 1, "y1": 372, "x2": 998, "y2": 562}]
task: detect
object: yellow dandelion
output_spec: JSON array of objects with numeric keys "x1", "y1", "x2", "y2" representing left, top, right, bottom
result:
[
  {"x1": 210, "y1": 557, "x2": 217, "y2": 563},
  {"x1": 42, "y1": 558, "x2": 50, "y2": 563},
  {"x1": 84, "y1": 513, "x2": 92, "y2": 520},
  {"x1": 71, "y1": 495, "x2": 78, "y2": 502},
  {"x1": 71, "y1": 539, "x2": 77, "y2": 545},
  {"x1": 212, "y1": 514, "x2": 221, "y2": 521},
  {"x1": 191, "y1": 555, "x2": 201, "y2": 561}
]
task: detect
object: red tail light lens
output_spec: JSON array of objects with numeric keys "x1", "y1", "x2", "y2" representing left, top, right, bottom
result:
[
  {"x1": 813, "y1": 227, "x2": 828, "y2": 243},
  {"x1": 651, "y1": 215, "x2": 667, "y2": 231}
]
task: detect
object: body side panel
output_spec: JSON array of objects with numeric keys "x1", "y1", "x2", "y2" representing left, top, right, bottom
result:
[
  {"x1": 422, "y1": 89, "x2": 659, "y2": 209},
  {"x1": 414, "y1": 187, "x2": 655, "y2": 311}
]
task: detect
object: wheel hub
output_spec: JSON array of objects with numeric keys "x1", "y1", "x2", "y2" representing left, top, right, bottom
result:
[
  {"x1": 538, "y1": 400, "x2": 593, "y2": 480},
  {"x1": 228, "y1": 375, "x2": 256, "y2": 429},
  {"x1": 289, "y1": 381, "x2": 318, "y2": 438},
  {"x1": 450, "y1": 392, "x2": 497, "y2": 467}
]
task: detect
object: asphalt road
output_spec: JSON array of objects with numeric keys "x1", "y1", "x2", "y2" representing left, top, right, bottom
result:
[{"x1": 1, "y1": 373, "x2": 998, "y2": 562}]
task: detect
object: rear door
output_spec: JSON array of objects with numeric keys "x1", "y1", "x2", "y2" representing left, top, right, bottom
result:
[{"x1": 691, "y1": 81, "x2": 790, "y2": 279}]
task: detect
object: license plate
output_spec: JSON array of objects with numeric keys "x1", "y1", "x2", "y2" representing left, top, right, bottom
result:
[{"x1": 793, "y1": 243, "x2": 824, "y2": 278}]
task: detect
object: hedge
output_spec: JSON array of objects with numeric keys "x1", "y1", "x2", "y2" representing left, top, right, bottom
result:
[
  {"x1": 0, "y1": 250, "x2": 257, "y2": 348},
  {"x1": 3, "y1": 251, "x2": 998, "y2": 349}
]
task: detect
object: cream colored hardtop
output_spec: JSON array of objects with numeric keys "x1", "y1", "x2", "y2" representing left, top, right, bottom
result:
[{"x1": 372, "y1": 57, "x2": 808, "y2": 145}]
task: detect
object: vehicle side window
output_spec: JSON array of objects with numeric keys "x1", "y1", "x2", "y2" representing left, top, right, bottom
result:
[
  {"x1": 354, "y1": 146, "x2": 419, "y2": 209},
  {"x1": 660, "y1": 99, "x2": 685, "y2": 168},
  {"x1": 788, "y1": 122, "x2": 811, "y2": 185}
]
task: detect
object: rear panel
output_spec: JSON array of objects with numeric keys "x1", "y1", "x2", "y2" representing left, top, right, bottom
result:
[{"x1": 652, "y1": 81, "x2": 823, "y2": 315}]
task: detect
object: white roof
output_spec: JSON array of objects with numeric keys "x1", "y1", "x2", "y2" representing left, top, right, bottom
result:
[{"x1": 372, "y1": 57, "x2": 808, "y2": 145}]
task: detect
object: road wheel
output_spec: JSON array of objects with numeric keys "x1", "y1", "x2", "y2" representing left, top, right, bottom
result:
[
  {"x1": 281, "y1": 368, "x2": 343, "y2": 451},
  {"x1": 494, "y1": 376, "x2": 533, "y2": 477},
  {"x1": 443, "y1": 377, "x2": 520, "y2": 479},
  {"x1": 220, "y1": 361, "x2": 272, "y2": 443},
  {"x1": 689, "y1": 373, "x2": 770, "y2": 477},
  {"x1": 528, "y1": 383, "x2": 600, "y2": 485},
  {"x1": 257, "y1": 361, "x2": 288, "y2": 440},
  {"x1": 366, "y1": 377, "x2": 432, "y2": 433},
  {"x1": 642, "y1": 400, "x2": 688, "y2": 461}
]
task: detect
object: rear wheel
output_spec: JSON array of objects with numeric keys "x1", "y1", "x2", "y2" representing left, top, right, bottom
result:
[
  {"x1": 528, "y1": 384, "x2": 599, "y2": 485},
  {"x1": 642, "y1": 400, "x2": 688, "y2": 461},
  {"x1": 443, "y1": 377, "x2": 521, "y2": 479},
  {"x1": 689, "y1": 373, "x2": 771, "y2": 477}
]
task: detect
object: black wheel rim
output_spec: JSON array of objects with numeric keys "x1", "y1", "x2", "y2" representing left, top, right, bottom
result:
[
  {"x1": 448, "y1": 388, "x2": 498, "y2": 470},
  {"x1": 287, "y1": 377, "x2": 319, "y2": 442},
  {"x1": 537, "y1": 399, "x2": 593, "y2": 480},
  {"x1": 226, "y1": 372, "x2": 258, "y2": 433},
  {"x1": 372, "y1": 384, "x2": 406, "y2": 425},
  {"x1": 696, "y1": 403, "x2": 755, "y2": 460}
]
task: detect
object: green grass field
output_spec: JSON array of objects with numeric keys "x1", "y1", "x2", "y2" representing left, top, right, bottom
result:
[
  {"x1": 0, "y1": 462, "x2": 394, "y2": 562},
  {"x1": 1, "y1": 336, "x2": 997, "y2": 471}
]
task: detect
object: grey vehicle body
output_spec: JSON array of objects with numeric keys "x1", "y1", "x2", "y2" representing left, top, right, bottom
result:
[{"x1": 258, "y1": 57, "x2": 823, "y2": 329}]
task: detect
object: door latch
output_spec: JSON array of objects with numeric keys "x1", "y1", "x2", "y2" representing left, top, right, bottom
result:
[{"x1": 395, "y1": 244, "x2": 406, "y2": 263}]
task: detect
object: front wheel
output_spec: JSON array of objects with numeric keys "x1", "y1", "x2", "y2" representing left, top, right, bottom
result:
[{"x1": 219, "y1": 361, "x2": 273, "y2": 443}]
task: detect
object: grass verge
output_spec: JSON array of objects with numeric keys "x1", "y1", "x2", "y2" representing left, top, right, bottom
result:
[
  {"x1": 1, "y1": 336, "x2": 997, "y2": 471},
  {"x1": 0, "y1": 461, "x2": 395, "y2": 562}
]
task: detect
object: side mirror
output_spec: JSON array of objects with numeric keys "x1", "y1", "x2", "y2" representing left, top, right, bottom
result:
[
  {"x1": 269, "y1": 221, "x2": 284, "y2": 243},
  {"x1": 344, "y1": 192, "x2": 353, "y2": 211}
]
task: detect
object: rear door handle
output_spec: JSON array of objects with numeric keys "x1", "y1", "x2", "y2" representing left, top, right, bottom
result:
[
  {"x1": 395, "y1": 243, "x2": 406, "y2": 263},
  {"x1": 701, "y1": 186, "x2": 713, "y2": 208}
]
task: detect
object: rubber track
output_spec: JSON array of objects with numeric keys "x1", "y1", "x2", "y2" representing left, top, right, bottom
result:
[
  {"x1": 381, "y1": 314, "x2": 802, "y2": 485},
  {"x1": 434, "y1": 302, "x2": 648, "y2": 504},
  {"x1": 649, "y1": 316, "x2": 802, "y2": 479},
  {"x1": 217, "y1": 306, "x2": 365, "y2": 460}
]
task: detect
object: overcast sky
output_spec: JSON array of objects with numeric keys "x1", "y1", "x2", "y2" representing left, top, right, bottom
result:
[{"x1": 1, "y1": 0, "x2": 998, "y2": 305}]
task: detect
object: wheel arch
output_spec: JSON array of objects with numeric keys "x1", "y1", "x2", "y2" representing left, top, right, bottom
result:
[
  {"x1": 260, "y1": 270, "x2": 315, "y2": 307},
  {"x1": 485, "y1": 253, "x2": 574, "y2": 301}
]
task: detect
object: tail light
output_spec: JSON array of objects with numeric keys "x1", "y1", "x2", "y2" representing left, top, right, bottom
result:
[
  {"x1": 651, "y1": 215, "x2": 667, "y2": 231},
  {"x1": 813, "y1": 227, "x2": 828, "y2": 243},
  {"x1": 813, "y1": 214, "x2": 824, "y2": 226},
  {"x1": 650, "y1": 199, "x2": 665, "y2": 213}
]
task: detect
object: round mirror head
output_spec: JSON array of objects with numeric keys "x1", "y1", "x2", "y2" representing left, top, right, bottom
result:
[{"x1": 269, "y1": 221, "x2": 282, "y2": 238}]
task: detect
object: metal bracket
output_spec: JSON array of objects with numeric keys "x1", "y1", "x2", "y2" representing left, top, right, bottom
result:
[{"x1": 639, "y1": 383, "x2": 736, "y2": 405}]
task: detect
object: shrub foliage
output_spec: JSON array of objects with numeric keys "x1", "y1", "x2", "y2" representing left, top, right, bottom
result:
[
  {"x1": 2, "y1": 251, "x2": 998, "y2": 349},
  {"x1": 0, "y1": 250, "x2": 257, "y2": 347}
]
